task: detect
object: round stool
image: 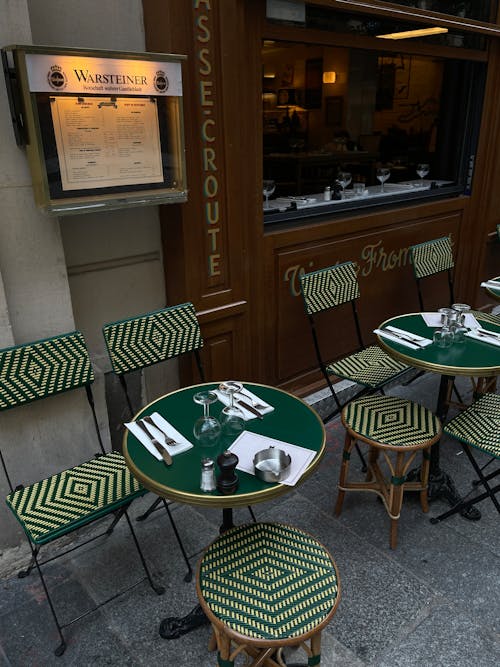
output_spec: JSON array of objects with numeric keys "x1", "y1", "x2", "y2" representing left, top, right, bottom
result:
[
  {"x1": 196, "y1": 522, "x2": 341, "y2": 667},
  {"x1": 335, "y1": 394, "x2": 441, "y2": 549}
]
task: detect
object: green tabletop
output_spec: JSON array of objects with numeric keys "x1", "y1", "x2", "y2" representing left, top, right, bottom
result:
[
  {"x1": 484, "y1": 277, "x2": 500, "y2": 302},
  {"x1": 376, "y1": 313, "x2": 500, "y2": 377},
  {"x1": 122, "y1": 383, "x2": 325, "y2": 509}
]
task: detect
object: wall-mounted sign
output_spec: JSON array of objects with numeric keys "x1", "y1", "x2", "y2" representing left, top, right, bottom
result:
[{"x1": 2, "y1": 46, "x2": 187, "y2": 215}]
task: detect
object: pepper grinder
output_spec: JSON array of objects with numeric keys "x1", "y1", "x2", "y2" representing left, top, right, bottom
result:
[{"x1": 216, "y1": 450, "x2": 239, "y2": 495}]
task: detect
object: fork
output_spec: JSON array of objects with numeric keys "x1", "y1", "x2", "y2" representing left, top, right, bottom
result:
[{"x1": 142, "y1": 415, "x2": 180, "y2": 446}]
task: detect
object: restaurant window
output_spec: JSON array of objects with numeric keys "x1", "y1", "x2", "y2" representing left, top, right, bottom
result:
[{"x1": 262, "y1": 8, "x2": 487, "y2": 222}]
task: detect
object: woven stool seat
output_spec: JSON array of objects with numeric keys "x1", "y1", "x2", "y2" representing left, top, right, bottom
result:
[
  {"x1": 329, "y1": 345, "x2": 408, "y2": 389},
  {"x1": 6, "y1": 451, "x2": 145, "y2": 545},
  {"x1": 196, "y1": 522, "x2": 340, "y2": 666},
  {"x1": 336, "y1": 395, "x2": 441, "y2": 548}
]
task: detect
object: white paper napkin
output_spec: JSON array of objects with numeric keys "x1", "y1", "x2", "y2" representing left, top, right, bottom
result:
[
  {"x1": 465, "y1": 330, "x2": 500, "y2": 347},
  {"x1": 125, "y1": 412, "x2": 193, "y2": 460},
  {"x1": 481, "y1": 280, "x2": 500, "y2": 289},
  {"x1": 214, "y1": 386, "x2": 274, "y2": 421},
  {"x1": 384, "y1": 325, "x2": 433, "y2": 346},
  {"x1": 421, "y1": 312, "x2": 480, "y2": 328},
  {"x1": 374, "y1": 328, "x2": 422, "y2": 350},
  {"x1": 228, "y1": 431, "x2": 316, "y2": 486}
]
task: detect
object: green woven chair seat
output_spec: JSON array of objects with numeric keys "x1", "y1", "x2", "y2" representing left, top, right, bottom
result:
[
  {"x1": 6, "y1": 451, "x2": 145, "y2": 545},
  {"x1": 329, "y1": 345, "x2": 407, "y2": 388},
  {"x1": 198, "y1": 523, "x2": 339, "y2": 642},
  {"x1": 444, "y1": 393, "x2": 500, "y2": 459},
  {"x1": 343, "y1": 394, "x2": 441, "y2": 448}
]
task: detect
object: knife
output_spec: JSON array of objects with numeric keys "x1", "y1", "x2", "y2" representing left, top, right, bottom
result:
[
  {"x1": 135, "y1": 420, "x2": 172, "y2": 465},
  {"x1": 235, "y1": 398, "x2": 264, "y2": 420},
  {"x1": 382, "y1": 329, "x2": 424, "y2": 347},
  {"x1": 477, "y1": 327, "x2": 500, "y2": 339}
]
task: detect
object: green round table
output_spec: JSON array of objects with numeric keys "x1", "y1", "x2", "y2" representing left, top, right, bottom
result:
[
  {"x1": 376, "y1": 312, "x2": 500, "y2": 516},
  {"x1": 123, "y1": 382, "x2": 326, "y2": 640},
  {"x1": 123, "y1": 382, "x2": 325, "y2": 515}
]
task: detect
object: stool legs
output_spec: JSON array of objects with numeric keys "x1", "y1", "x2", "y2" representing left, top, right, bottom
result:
[{"x1": 335, "y1": 433, "x2": 433, "y2": 548}]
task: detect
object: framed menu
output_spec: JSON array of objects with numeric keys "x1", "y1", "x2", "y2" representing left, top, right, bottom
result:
[{"x1": 2, "y1": 45, "x2": 187, "y2": 215}]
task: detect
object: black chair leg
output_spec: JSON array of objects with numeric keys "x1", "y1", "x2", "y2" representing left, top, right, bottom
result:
[
  {"x1": 162, "y1": 500, "x2": 193, "y2": 582},
  {"x1": 247, "y1": 506, "x2": 257, "y2": 522},
  {"x1": 18, "y1": 549, "x2": 38, "y2": 579},
  {"x1": 124, "y1": 510, "x2": 166, "y2": 595},
  {"x1": 136, "y1": 496, "x2": 162, "y2": 522},
  {"x1": 430, "y1": 446, "x2": 500, "y2": 523},
  {"x1": 29, "y1": 546, "x2": 67, "y2": 656}
]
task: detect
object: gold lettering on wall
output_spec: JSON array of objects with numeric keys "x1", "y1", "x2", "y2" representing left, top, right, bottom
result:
[
  {"x1": 194, "y1": 0, "x2": 223, "y2": 280},
  {"x1": 283, "y1": 237, "x2": 450, "y2": 295}
]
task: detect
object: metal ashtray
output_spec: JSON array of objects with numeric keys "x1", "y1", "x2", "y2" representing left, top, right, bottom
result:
[{"x1": 253, "y1": 445, "x2": 292, "y2": 483}]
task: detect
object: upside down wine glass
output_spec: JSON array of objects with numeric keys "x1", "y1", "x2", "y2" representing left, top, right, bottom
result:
[
  {"x1": 376, "y1": 167, "x2": 391, "y2": 193},
  {"x1": 219, "y1": 381, "x2": 245, "y2": 438},
  {"x1": 193, "y1": 391, "x2": 221, "y2": 447}
]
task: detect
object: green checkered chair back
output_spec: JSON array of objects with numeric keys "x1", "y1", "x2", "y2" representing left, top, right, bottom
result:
[
  {"x1": 0, "y1": 331, "x2": 93, "y2": 412},
  {"x1": 409, "y1": 236, "x2": 454, "y2": 279},
  {"x1": 197, "y1": 522, "x2": 340, "y2": 644},
  {"x1": 444, "y1": 393, "x2": 500, "y2": 459},
  {"x1": 300, "y1": 261, "x2": 360, "y2": 315},
  {"x1": 103, "y1": 302, "x2": 203, "y2": 375}
]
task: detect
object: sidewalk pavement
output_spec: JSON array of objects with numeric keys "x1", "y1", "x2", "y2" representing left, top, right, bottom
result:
[{"x1": 0, "y1": 372, "x2": 499, "y2": 666}]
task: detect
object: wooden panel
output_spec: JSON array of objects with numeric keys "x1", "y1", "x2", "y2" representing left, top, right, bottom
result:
[{"x1": 268, "y1": 206, "x2": 464, "y2": 388}]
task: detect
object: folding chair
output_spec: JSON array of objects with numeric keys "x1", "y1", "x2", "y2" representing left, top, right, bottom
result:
[
  {"x1": 409, "y1": 236, "x2": 496, "y2": 401},
  {"x1": 102, "y1": 302, "x2": 205, "y2": 582},
  {"x1": 299, "y1": 261, "x2": 410, "y2": 469},
  {"x1": 430, "y1": 393, "x2": 500, "y2": 523},
  {"x1": 0, "y1": 331, "x2": 164, "y2": 656},
  {"x1": 102, "y1": 302, "x2": 257, "y2": 583}
]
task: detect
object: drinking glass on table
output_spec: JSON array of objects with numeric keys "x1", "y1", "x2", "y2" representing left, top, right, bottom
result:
[
  {"x1": 451, "y1": 303, "x2": 471, "y2": 343},
  {"x1": 219, "y1": 381, "x2": 245, "y2": 438},
  {"x1": 416, "y1": 163, "x2": 430, "y2": 187},
  {"x1": 193, "y1": 391, "x2": 221, "y2": 447},
  {"x1": 263, "y1": 180, "x2": 276, "y2": 210},
  {"x1": 376, "y1": 167, "x2": 390, "y2": 192},
  {"x1": 336, "y1": 171, "x2": 352, "y2": 198}
]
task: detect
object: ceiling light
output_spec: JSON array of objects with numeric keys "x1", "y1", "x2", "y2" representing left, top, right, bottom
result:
[
  {"x1": 323, "y1": 71, "x2": 336, "y2": 84},
  {"x1": 376, "y1": 26, "x2": 448, "y2": 40}
]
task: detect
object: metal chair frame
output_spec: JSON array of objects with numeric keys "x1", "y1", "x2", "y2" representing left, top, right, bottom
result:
[
  {"x1": 0, "y1": 331, "x2": 164, "y2": 656},
  {"x1": 102, "y1": 303, "x2": 256, "y2": 583},
  {"x1": 299, "y1": 262, "x2": 410, "y2": 472},
  {"x1": 431, "y1": 393, "x2": 500, "y2": 523}
]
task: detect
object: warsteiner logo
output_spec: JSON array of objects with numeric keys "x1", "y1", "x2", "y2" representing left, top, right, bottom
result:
[
  {"x1": 47, "y1": 64, "x2": 67, "y2": 90},
  {"x1": 154, "y1": 70, "x2": 169, "y2": 93}
]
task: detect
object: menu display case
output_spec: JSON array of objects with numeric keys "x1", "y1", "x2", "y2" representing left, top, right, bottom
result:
[{"x1": 2, "y1": 45, "x2": 187, "y2": 215}]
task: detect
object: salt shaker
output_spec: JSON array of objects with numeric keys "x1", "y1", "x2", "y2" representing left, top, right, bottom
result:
[
  {"x1": 200, "y1": 457, "x2": 216, "y2": 492},
  {"x1": 323, "y1": 186, "x2": 332, "y2": 201}
]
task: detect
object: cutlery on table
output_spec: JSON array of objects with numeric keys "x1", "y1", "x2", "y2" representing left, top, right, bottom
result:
[
  {"x1": 382, "y1": 329, "x2": 426, "y2": 347},
  {"x1": 234, "y1": 398, "x2": 264, "y2": 420},
  {"x1": 135, "y1": 419, "x2": 172, "y2": 465},
  {"x1": 477, "y1": 327, "x2": 500, "y2": 339},
  {"x1": 235, "y1": 390, "x2": 268, "y2": 411},
  {"x1": 142, "y1": 414, "x2": 180, "y2": 446}
]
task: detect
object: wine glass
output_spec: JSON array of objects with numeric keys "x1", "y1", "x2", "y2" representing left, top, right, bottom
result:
[
  {"x1": 416, "y1": 163, "x2": 430, "y2": 187},
  {"x1": 193, "y1": 391, "x2": 221, "y2": 447},
  {"x1": 336, "y1": 171, "x2": 352, "y2": 198},
  {"x1": 263, "y1": 180, "x2": 276, "y2": 209},
  {"x1": 218, "y1": 381, "x2": 245, "y2": 438},
  {"x1": 376, "y1": 167, "x2": 391, "y2": 193}
]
